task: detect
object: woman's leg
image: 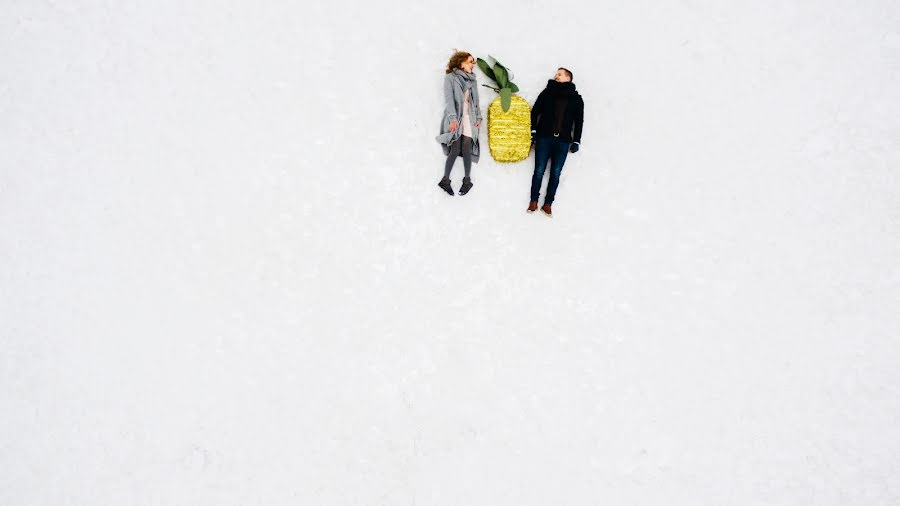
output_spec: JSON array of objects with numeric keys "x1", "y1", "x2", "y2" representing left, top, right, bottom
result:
[
  {"x1": 443, "y1": 137, "x2": 462, "y2": 180},
  {"x1": 460, "y1": 136, "x2": 473, "y2": 178}
]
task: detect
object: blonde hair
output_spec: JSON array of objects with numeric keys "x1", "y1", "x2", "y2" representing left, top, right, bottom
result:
[{"x1": 445, "y1": 51, "x2": 473, "y2": 74}]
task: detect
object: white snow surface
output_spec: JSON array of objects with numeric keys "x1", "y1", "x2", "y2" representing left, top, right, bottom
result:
[{"x1": 2, "y1": 1, "x2": 900, "y2": 504}]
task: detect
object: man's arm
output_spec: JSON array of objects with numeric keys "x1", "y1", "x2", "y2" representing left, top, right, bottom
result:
[
  {"x1": 531, "y1": 90, "x2": 546, "y2": 140},
  {"x1": 572, "y1": 96, "x2": 584, "y2": 144}
]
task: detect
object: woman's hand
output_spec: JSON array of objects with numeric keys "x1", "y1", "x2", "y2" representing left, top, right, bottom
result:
[{"x1": 449, "y1": 120, "x2": 459, "y2": 132}]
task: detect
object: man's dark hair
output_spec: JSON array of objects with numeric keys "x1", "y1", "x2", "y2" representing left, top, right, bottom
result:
[{"x1": 559, "y1": 67, "x2": 573, "y2": 81}]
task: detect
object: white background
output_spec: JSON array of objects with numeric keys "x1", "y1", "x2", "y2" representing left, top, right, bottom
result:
[{"x1": 2, "y1": 1, "x2": 899, "y2": 504}]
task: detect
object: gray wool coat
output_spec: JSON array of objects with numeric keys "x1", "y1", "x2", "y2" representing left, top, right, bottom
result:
[{"x1": 436, "y1": 70, "x2": 482, "y2": 162}]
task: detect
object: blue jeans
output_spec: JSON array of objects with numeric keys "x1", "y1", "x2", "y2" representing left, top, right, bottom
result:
[{"x1": 531, "y1": 136, "x2": 570, "y2": 204}]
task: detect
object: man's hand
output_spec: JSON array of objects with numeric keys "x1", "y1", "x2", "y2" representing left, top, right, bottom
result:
[
  {"x1": 449, "y1": 120, "x2": 459, "y2": 132},
  {"x1": 475, "y1": 120, "x2": 481, "y2": 129},
  {"x1": 569, "y1": 142, "x2": 580, "y2": 153}
]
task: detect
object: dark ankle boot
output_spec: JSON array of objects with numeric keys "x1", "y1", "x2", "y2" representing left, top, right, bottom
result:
[
  {"x1": 527, "y1": 201, "x2": 538, "y2": 213},
  {"x1": 541, "y1": 203, "x2": 552, "y2": 217},
  {"x1": 459, "y1": 176, "x2": 473, "y2": 195},
  {"x1": 438, "y1": 178, "x2": 454, "y2": 196}
]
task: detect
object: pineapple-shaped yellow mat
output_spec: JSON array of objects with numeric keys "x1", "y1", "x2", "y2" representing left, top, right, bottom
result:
[{"x1": 477, "y1": 56, "x2": 531, "y2": 163}]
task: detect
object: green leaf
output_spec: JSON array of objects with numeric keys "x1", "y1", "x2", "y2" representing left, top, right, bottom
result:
[
  {"x1": 491, "y1": 56, "x2": 519, "y2": 92},
  {"x1": 500, "y1": 87, "x2": 512, "y2": 112},
  {"x1": 476, "y1": 58, "x2": 496, "y2": 83},
  {"x1": 493, "y1": 64, "x2": 509, "y2": 89}
]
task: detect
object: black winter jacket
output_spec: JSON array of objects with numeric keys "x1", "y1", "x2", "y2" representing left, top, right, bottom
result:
[{"x1": 530, "y1": 80, "x2": 584, "y2": 143}]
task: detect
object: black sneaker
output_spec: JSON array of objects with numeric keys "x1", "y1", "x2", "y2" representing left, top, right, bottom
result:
[
  {"x1": 459, "y1": 177, "x2": 473, "y2": 195},
  {"x1": 438, "y1": 178, "x2": 454, "y2": 196}
]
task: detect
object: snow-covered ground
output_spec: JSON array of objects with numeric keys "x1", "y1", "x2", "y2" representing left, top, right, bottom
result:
[{"x1": 2, "y1": 1, "x2": 899, "y2": 504}]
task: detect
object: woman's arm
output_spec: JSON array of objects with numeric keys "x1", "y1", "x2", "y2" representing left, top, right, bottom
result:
[
  {"x1": 473, "y1": 85, "x2": 483, "y2": 123},
  {"x1": 443, "y1": 75, "x2": 458, "y2": 121}
]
